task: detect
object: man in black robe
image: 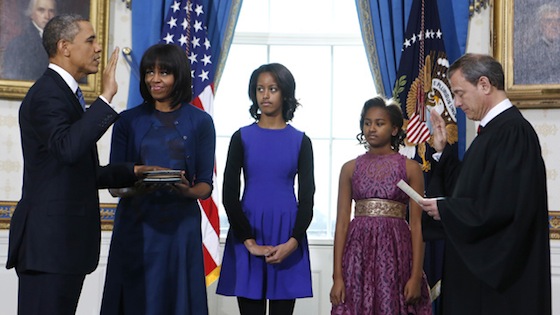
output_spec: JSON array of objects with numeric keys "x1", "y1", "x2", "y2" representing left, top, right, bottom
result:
[{"x1": 419, "y1": 53, "x2": 551, "y2": 314}]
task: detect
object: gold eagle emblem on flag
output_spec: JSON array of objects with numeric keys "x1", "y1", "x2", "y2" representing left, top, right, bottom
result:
[{"x1": 401, "y1": 52, "x2": 458, "y2": 172}]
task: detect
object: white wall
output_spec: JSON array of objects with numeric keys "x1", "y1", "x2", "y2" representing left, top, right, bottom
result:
[
  {"x1": 0, "y1": 3, "x2": 559, "y2": 315},
  {"x1": 1, "y1": 231, "x2": 560, "y2": 315}
]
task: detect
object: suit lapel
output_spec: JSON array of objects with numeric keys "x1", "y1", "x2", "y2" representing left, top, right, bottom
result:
[{"x1": 44, "y1": 68, "x2": 85, "y2": 115}]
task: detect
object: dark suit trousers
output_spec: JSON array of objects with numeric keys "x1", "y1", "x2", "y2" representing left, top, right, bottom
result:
[{"x1": 16, "y1": 269, "x2": 86, "y2": 315}]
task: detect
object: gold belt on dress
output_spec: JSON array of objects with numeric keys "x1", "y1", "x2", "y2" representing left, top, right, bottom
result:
[{"x1": 354, "y1": 198, "x2": 407, "y2": 219}]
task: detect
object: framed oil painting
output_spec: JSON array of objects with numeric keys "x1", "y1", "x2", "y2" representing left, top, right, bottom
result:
[
  {"x1": 493, "y1": 0, "x2": 560, "y2": 108},
  {"x1": 0, "y1": 0, "x2": 109, "y2": 102}
]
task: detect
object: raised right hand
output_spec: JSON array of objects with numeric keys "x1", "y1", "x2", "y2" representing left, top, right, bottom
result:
[
  {"x1": 429, "y1": 110, "x2": 447, "y2": 152},
  {"x1": 101, "y1": 47, "x2": 120, "y2": 103}
]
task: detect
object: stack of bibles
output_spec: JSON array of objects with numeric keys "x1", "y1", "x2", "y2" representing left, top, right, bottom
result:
[{"x1": 142, "y1": 170, "x2": 183, "y2": 184}]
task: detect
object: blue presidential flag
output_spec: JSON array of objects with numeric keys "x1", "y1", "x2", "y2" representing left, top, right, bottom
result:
[
  {"x1": 394, "y1": 0, "x2": 457, "y2": 172},
  {"x1": 392, "y1": 0, "x2": 458, "y2": 312}
]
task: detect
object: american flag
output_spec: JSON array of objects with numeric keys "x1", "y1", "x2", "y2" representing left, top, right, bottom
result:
[
  {"x1": 407, "y1": 112, "x2": 431, "y2": 144},
  {"x1": 161, "y1": 0, "x2": 221, "y2": 286}
]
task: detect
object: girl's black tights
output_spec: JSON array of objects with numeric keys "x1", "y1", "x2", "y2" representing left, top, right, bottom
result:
[{"x1": 237, "y1": 297, "x2": 296, "y2": 315}]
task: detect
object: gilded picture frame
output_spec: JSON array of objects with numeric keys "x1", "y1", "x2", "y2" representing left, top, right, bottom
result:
[
  {"x1": 493, "y1": 0, "x2": 560, "y2": 108},
  {"x1": 0, "y1": 0, "x2": 109, "y2": 102}
]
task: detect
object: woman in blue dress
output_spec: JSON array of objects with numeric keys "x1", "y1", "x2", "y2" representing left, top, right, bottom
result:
[
  {"x1": 216, "y1": 63, "x2": 315, "y2": 315},
  {"x1": 100, "y1": 44, "x2": 216, "y2": 315}
]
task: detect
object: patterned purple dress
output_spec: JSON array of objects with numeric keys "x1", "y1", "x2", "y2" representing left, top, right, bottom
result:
[{"x1": 332, "y1": 152, "x2": 432, "y2": 315}]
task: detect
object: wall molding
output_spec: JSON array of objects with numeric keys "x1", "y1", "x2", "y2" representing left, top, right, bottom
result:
[
  {"x1": 3, "y1": 201, "x2": 559, "y2": 238},
  {"x1": 0, "y1": 201, "x2": 117, "y2": 231}
]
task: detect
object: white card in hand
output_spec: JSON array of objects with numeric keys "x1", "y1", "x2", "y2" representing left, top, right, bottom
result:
[{"x1": 396, "y1": 179, "x2": 423, "y2": 204}]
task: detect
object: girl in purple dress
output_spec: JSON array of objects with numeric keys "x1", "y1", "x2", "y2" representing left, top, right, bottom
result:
[
  {"x1": 216, "y1": 63, "x2": 315, "y2": 315},
  {"x1": 330, "y1": 97, "x2": 432, "y2": 314}
]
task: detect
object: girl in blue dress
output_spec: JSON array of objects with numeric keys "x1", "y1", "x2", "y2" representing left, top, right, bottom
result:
[
  {"x1": 216, "y1": 63, "x2": 315, "y2": 315},
  {"x1": 100, "y1": 44, "x2": 215, "y2": 315}
]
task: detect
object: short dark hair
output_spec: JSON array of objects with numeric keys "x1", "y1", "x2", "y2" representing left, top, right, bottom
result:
[
  {"x1": 248, "y1": 63, "x2": 300, "y2": 122},
  {"x1": 42, "y1": 14, "x2": 85, "y2": 58},
  {"x1": 139, "y1": 44, "x2": 193, "y2": 109},
  {"x1": 357, "y1": 96, "x2": 405, "y2": 151},
  {"x1": 448, "y1": 53, "x2": 505, "y2": 90}
]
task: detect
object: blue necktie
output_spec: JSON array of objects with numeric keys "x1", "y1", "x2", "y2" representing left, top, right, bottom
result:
[{"x1": 76, "y1": 87, "x2": 86, "y2": 111}]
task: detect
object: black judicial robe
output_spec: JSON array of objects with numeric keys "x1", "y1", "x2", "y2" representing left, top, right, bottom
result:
[{"x1": 430, "y1": 106, "x2": 551, "y2": 315}]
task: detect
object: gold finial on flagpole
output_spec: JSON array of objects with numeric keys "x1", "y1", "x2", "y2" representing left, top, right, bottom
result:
[
  {"x1": 469, "y1": 0, "x2": 489, "y2": 16},
  {"x1": 122, "y1": 0, "x2": 131, "y2": 9}
]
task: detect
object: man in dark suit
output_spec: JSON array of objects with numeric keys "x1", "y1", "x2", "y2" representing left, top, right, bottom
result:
[
  {"x1": 2, "y1": 0, "x2": 56, "y2": 81},
  {"x1": 6, "y1": 14, "x2": 159, "y2": 315}
]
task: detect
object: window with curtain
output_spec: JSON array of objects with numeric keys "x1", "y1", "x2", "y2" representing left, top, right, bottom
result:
[{"x1": 214, "y1": 0, "x2": 376, "y2": 240}]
